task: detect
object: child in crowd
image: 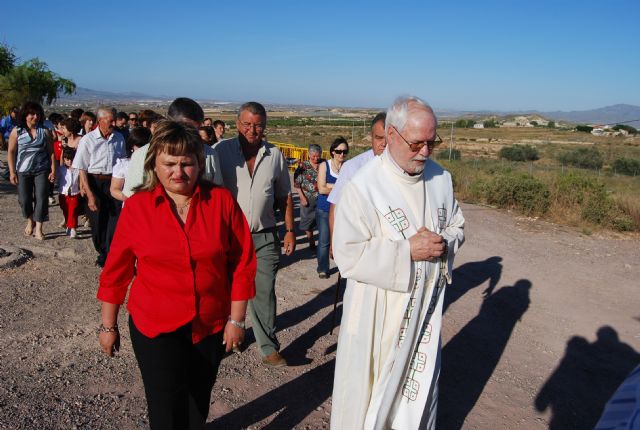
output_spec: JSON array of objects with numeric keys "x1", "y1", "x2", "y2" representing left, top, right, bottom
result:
[{"x1": 58, "y1": 147, "x2": 81, "y2": 238}]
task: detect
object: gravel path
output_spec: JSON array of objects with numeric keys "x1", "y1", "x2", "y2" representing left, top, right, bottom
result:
[{"x1": 1, "y1": 153, "x2": 638, "y2": 429}]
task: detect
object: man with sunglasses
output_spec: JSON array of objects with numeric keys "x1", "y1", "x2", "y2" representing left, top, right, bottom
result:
[{"x1": 331, "y1": 96, "x2": 465, "y2": 429}]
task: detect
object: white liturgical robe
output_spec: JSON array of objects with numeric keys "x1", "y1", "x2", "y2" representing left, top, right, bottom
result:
[{"x1": 331, "y1": 149, "x2": 465, "y2": 430}]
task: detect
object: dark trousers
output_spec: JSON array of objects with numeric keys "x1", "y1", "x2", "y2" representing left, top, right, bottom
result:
[
  {"x1": 86, "y1": 175, "x2": 117, "y2": 263},
  {"x1": 129, "y1": 317, "x2": 225, "y2": 430},
  {"x1": 17, "y1": 171, "x2": 49, "y2": 222}
]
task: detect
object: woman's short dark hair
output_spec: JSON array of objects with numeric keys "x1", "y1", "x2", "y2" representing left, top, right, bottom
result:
[
  {"x1": 198, "y1": 126, "x2": 216, "y2": 142},
  {"x1": 329, "y1": 136, "x2": 349, "y2": 156},
  {"x1": 18, "y1": 101, "x2": 45, "y2": 128},
  {"x1": 137, "y1": 121, "x2": 206, "y2": 192},
  {"x1": 48, "y1": 112, "x2": 64, "y2": 126},
  {"x1": 116, "y1": 111, "x2": 129, "y2": 122},
  {"x1": 79, "y1": 111, "x2": 96, "y2": 126},
  {"x1": 126, "y1": 127, "x2": 152, "y2": 155},
  {"x1": 69, "y1": 108, "x2": 84, "y2": 120},
  {"x1": 61, "y1": 117, "x2": 82, "y2": 135}
]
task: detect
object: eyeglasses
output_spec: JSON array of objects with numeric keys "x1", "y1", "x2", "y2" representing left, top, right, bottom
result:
[
  {"x1": 333, "y1": 149, "x2": 349, "y2": 155},
  {"x1": 129, "y1": 117, "x2": 138, "y2": 121},
  {"x1": 240, "y1": 122, "x2": 265, "y2": 132},
  {"x1": 392, "y1": 126, "x2": 442, "y2": 152}
]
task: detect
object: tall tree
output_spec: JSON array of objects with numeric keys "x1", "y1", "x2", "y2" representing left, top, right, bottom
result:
[{"x1": 0, "y1": 44, "x2": 75, "y2": 112}]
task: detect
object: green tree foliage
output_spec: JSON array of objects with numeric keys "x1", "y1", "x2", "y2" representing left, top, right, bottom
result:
[
  {"x1": 483, "y1": 119, "x2": 497, "y2": 128},
  {"x1": 547, "y1": 121, "x2": 556, "y2": 128},
  {"x1": 530, "y1": 120, "x2": 538, "y2": 127},
  {"x1": 612, "y1": 124, "x2": 638, "y2": 135},
  {"x1": 0, "y1": 44, "x2": 16, "y2": 75},
  {"x1": 558, "y1": 147, "x2": 603, "y2": 169},
  {"x1": 575, "y1": 125, "x2": 594, "y2": 133},
  {"x1": 498, "y1": 144, "x2": 539, "y2": 161},
  {"x1": 436, "y1": 148, "x2": 461, "y2": 160},
  {"x1": 0, "y1": 44, "x2": 75, "y2": 112},
  {"x1": 611, "y1": 157, "x2": 640, "y2": 176}
]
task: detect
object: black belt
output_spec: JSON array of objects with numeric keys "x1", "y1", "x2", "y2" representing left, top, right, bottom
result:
[{"x1": 89, "y1": 173, "x2": 112, "y2": 180}]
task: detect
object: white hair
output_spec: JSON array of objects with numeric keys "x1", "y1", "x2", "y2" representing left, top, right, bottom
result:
[
  {"x1": 385, "y1": 96, "x2": 437, "y2": 133},
  {"x1": 96, "y1": 106, "x2": 115, "y2": 119}
]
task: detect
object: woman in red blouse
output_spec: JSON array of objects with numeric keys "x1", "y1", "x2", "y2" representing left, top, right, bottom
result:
[{"x1": 97, "y1": 120, "x2": 256, "y2": 429}]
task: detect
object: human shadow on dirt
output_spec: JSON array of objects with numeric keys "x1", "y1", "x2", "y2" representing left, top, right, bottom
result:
[
  {"x1": 209, "y1": 358, "x2": 335, "y2": 429},
  {"x1": 438, "y1": 279, "x2": 532, "y2": 429},
  {"x1": 241, "y1": 280, "x2": 338, "y2": 358},
  {"x1": 443, "y1": 256, "x2": 503, "y2": 314},
  {"x1": 534, "y1": 326, "x2": 640, "y2": 430}
]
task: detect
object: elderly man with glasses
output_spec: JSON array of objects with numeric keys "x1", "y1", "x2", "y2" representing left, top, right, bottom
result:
[
  {"x1": 215, "y1": 101, "x2": 295, "y2": 367},
  {"x1": 330, "y1": 96, "x2": 464, "y2": 429}
]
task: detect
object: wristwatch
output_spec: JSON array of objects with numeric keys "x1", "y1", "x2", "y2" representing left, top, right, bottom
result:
[{"x1": 228, "y1": 318, "x2": 245, "y2": 329}]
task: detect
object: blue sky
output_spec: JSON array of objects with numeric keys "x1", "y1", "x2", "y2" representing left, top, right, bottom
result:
[{"x1": 3, "y1": 0, "x2": 639, "y2": 111}]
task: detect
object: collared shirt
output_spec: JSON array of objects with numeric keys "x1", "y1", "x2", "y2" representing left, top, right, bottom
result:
[
  {"x1": 327, "y1": 149, "x2": 375, "y2": 205},
  {"x1": 122, "y1": 143, "x2": 223, "y2": 198},
  {"x1": 97, "y1": 183, "x2": 257, "y2": 343},
  {"x1": 72, "y1": 128, "x2": 126, "y2": 174},
  {"x1": 57, "y1": 164, "x2": 80, "y2": 196},
  {"x1": 215, "y1": 136, "x2": 291, "y2": 232}
]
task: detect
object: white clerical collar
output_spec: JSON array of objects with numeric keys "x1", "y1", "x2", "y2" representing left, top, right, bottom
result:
[{"x1": 381, "y1": 148, "x2": 423, "y2": 184}]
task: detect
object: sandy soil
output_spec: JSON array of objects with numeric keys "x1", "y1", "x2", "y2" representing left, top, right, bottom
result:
[{"x1": 0, "y1": 151, "x2": 638, "y2": 429}]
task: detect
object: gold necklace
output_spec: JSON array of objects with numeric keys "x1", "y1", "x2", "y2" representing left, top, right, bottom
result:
[{"x1": 175, "y1": 198, "x2": 192, "y2": 215}]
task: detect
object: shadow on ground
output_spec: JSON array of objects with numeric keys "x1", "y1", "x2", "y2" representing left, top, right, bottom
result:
[
  {"x1": 438, "y1": 278, "x2": 532, "y2": 429},
  {"x1": 534, "y1": 326, "x2": 640, "y2": 429}
]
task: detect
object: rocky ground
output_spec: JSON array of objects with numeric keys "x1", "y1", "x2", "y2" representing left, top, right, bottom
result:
[{"x1": 0, "y1": 152, "x2": 638, "y2": 429}]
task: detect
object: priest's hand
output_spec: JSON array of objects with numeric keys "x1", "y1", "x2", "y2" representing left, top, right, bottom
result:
[{"x1": 409, "y1": 227, "x2": 445, "y2": 261}]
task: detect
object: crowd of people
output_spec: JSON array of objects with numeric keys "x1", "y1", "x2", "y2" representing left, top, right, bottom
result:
[{"x1": 2, "y1": 95, "x2": 466, "y2": 429}]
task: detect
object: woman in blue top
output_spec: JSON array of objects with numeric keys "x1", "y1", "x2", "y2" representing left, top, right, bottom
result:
[
  {"x1": 316, "y1": 136, "x2": 349, "y2": 278},
  {"x1": 7, "y1": 101, "x2": 56, "y2": 240}
]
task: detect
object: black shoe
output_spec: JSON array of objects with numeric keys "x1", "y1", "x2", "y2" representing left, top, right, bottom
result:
[{"x1": 95, "y1": 255, "x2": 106, "y2": 268}]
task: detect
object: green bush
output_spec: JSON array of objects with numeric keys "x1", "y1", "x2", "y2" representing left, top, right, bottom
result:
[
  {"x1": 485, "y1": 173, "x2": 550, "y2": 216},
  {"x1": 611, "y1": 157, "x2": 640, "y2": 176},
  {"x1": 499, "y1": 144, "x2": 539, "y2": 161},
  {"x1": 558, "y1": 147, "x2": 603, "y2": 169},
  {"x1": 576, "y1": 125, "x2": 594, "y2": 133},
  {"x1": 553, "y1": 172, "x2": 601, "y2": 206},
  {"x1": 436, "y1": 148, "x2": 461, "y2": 160},
  {"x1": 581, "y1": 189, "x2": 615, "y2": 225}
]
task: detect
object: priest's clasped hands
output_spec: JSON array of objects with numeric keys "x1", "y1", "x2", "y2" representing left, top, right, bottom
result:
[{"x1": 409, "y1": 226, "x2": 445, "y2": 261}]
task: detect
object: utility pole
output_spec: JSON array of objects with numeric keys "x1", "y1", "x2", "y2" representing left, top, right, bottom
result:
[{"x1": 449, "y1": 121, "x2": 454, "y2": 161}]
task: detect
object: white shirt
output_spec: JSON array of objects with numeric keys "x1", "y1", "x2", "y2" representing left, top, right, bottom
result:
[
  {"x1": 72, "y1": 128, "x2": 126, "y2": 174},
  {"x1": 327, "y1": 149, "x2": 375, "y2": 205},
  {"x1": 112, "y1": 157, "x2": 130, "y2": 179},
  {"x1": 57, "y1": 164, "x2": 80, "y2": 196}
]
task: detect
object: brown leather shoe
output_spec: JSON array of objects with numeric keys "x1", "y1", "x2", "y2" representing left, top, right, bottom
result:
[{"x1": 262, "y1": 352, "x2": 287, "y2": 367}]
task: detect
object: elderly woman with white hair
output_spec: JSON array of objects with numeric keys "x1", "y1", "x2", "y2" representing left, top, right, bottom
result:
[{"x1": 294, "y1": 144, "x2": 323, "y2": 250}]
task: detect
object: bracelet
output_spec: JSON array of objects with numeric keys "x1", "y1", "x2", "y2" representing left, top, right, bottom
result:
[
  {"x1": 97, "y1": 324, "x2": 119, "y2": 334},
  {"x1": 228, "y1": 318, "x2": 245, "y2": 329}
]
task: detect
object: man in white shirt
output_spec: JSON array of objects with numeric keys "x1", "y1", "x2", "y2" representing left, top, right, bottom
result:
[{"x1": 72, "y1": 107, "x2": 126, "y2": 267}]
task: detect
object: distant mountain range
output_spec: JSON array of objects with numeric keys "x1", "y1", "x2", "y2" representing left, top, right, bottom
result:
[{"x1": 56, "y1": 88, "x2": 640, "y2": 127}]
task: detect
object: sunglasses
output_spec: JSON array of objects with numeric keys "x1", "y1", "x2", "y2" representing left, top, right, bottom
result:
[
  {"x1": 393, "y1": 126, "x2": 442, "y2": 152},
  {"x1": 333, "y1": 149, "x2": 349, "y2": 155}
]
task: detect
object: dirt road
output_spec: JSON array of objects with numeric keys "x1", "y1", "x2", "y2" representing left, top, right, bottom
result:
[{"x1": 0, "y1": 153, "x2": 638, "y2": 429}]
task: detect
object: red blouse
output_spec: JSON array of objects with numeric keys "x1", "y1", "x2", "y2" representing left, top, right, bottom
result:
[{"x1": 97, "y1": 183, "x2": 256, "y2": 343}]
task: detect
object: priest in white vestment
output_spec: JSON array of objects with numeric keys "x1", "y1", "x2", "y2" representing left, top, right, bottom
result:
[{"x1": 331, "y1": 96, "x2": 465, "y2": 430}]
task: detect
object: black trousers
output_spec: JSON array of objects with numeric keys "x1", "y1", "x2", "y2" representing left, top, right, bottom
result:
[
  {"x1": 86, "y1": 175, "x2": 118, "y2": 263},
  {"x1": 129, "y1": 317, "x2": 225, "y2": 430}
]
